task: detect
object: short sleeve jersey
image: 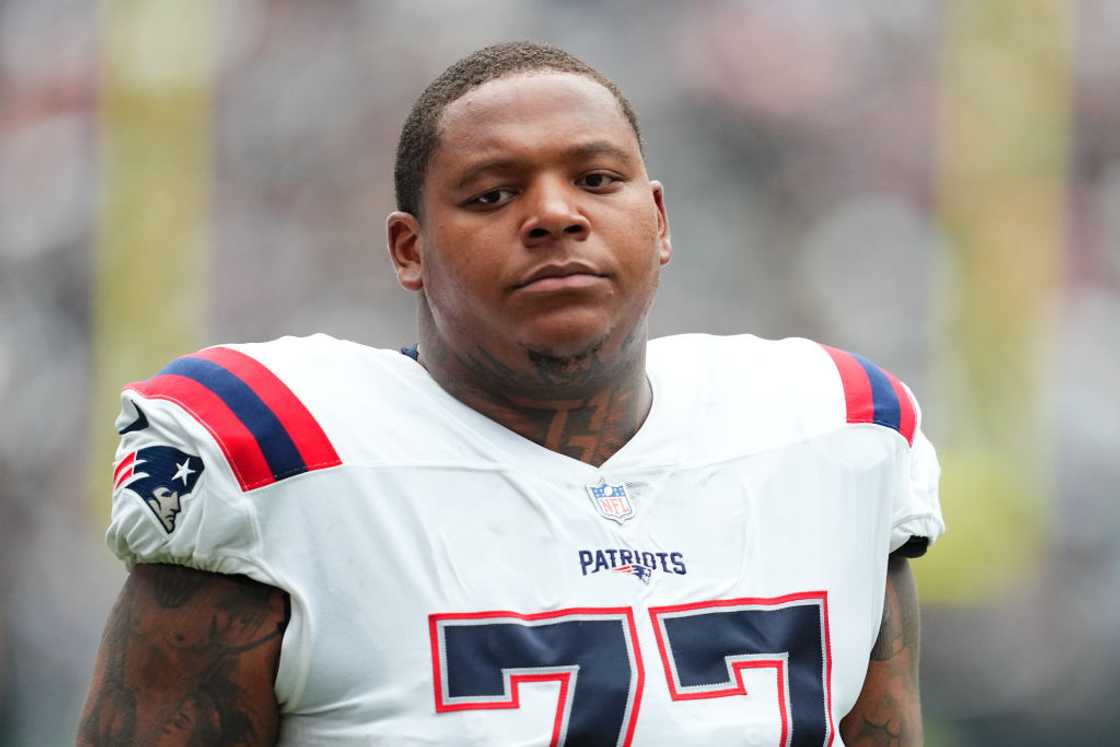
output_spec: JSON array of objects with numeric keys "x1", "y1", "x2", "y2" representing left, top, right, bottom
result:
[{"x1": 106, "y1": 333, "x2": 944, "y2": 746}]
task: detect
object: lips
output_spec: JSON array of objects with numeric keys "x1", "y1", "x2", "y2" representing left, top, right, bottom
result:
[{"x1": 514, "y1": 261, "x2": 608, "y2": 291}]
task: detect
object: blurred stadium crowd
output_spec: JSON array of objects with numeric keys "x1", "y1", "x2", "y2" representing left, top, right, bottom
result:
[{"x1": 1, "y1": 1, "x2": 1118, "y2": 744}]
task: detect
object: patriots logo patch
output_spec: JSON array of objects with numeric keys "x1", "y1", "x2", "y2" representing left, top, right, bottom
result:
[{"x1": 113, "y1": 445, "x2": 204, "y2": 533}]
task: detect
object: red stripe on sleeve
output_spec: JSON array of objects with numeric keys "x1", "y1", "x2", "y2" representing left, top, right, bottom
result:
[
  {"x1": 882, "y1": 369, "x2": 917, "y2": 446},
  {"x1": 821, "y1": 345, "x2": 875, "y2": 425},
  {"x1": 113, "y1": 451, "x2": 136, "y2": 488},
  {"x1": 194, "y1": 347, "x2": 341, "y2": 471},
  {"x1": 127, "y1": 374, "x2": 276, "y2": 490}
]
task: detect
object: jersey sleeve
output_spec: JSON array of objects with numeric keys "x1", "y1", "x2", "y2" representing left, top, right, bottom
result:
[
  {"x1": 818, "y1": 344, "x2": 945, "y2": 556},
  {"x1": 106, "y1": 387, "x2": 260, "y2": 574},
  {"x1": 106, "y1": 344, "x2": 344, "y2": 576},
  {"x1": 891, "y1": 386, "x2": 944, "y2": 556}
]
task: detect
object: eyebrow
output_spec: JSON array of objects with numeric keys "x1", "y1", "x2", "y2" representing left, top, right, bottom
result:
[
  {"x1": 564, "y1": 140, "x2": 637, "y2": 165},
  {"x1": 454, "y1": 158, "x2": 520, "y2": 191},
  {"x1": 452, "y1": 140, "x2": 637, "y2": 191}
]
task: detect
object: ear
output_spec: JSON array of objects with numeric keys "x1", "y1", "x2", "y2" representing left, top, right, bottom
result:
[
  {"x1": 650, "y1": 180, "x2": 672, "y2": 266},
  {"x1": 386, "y1": 211, "x2": 424, "y2": 291}
]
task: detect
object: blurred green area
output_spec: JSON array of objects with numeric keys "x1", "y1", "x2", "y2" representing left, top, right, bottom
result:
[
  {"x1": 89, "y1": 0, "x2": 212, "y2": 519},
  {"x1": 920, "y1": 0, "x2": 1070, "y2": 604}
]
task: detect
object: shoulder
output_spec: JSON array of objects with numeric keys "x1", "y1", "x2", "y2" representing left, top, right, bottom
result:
[
  {"x1": 108, "y1": 334, "x2": 400, "y2": 570},
  {"x1": 812, "y1": 342, "x2": 921, "y2": 447},
  {"x1": 121, "y1": 334, "x2": 412, "y2": 490},
  {"x1": 126, "y1": 333, "x2": 387, "y2": 415},
  {"x1": 649, "y1": 334, "x2": 944, "y2": 553},
  {"x1": 647, "y1": 333, "x2": 921, "y2": 448},
  {"x1": 124, "y1": 334, "x2": 343, "y2": 491}
]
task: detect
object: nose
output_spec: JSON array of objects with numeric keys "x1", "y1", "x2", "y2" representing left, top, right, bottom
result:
[{"x1": 519, "y1": 178, "x2": 590, "y2": 247}]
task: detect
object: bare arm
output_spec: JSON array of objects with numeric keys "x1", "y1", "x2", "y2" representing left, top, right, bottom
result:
[
  {"x1": 840, "y1": 555, "x2": 923, "y2": 747},
  {"x1": 77, "y1": 564, "x2": 289, "y2": 746}
]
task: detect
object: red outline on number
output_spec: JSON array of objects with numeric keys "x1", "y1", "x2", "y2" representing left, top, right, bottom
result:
[
  {"x1": 648, "y1": 591, "x2": 835, "y2": 747},
  {"x1": 429, "y1": 606, "x2": 644, "y2": 747}
]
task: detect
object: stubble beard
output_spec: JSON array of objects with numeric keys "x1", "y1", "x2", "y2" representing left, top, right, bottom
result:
[
  {"x1": 519, "y1": 306, "x2": 649, "y2": 398},
  {"x1": 523, "y1": 336, "x2": 609, "y2": 390}
]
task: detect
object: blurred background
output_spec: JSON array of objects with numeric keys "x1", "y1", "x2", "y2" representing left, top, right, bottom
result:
[{"x1": 1, "y1": 0, "x2": 1117, "y2": 744}]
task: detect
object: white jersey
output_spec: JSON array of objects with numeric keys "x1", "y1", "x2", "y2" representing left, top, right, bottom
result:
[{"x1": 107, "y1": 333, "x2": 943, "y2": 746}]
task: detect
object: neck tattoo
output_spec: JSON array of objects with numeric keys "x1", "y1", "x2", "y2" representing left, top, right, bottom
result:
[{"x1": 414, "y1": 340, "x2": 651, "y2": 467}]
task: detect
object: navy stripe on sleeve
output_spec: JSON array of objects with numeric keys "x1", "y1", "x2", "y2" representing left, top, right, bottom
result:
[
  {"x1": 851, "y1": 353, "x2": 902, "y2": 433},
  {"x1": 159, "y1": 356, "x2": 308, "y2": 480}
]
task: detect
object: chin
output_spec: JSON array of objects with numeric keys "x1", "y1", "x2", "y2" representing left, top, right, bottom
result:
[
  {"x1": 521, "y1": 333, "x2": 604, "y2": 363},
  {"x1": 513, "y1": 336, "x2": 607, "y2": 392},
  {"x1": 517, "y1": 321, "x2": 646, "y2": 392},
  {"x1": 510, "y1": 304, "x2": 646, "y2": 381},
  {"x1": 516, "y1": 314, "x2": 612, "y2": 360}
]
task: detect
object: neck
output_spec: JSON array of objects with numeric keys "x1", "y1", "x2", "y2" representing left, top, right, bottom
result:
[{"x1": 416, "y1": 318, "x2": 652, "y2": 468}]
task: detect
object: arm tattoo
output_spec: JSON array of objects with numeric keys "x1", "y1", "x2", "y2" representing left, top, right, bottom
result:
[
  {"x1": 841, "y1": 555, "x2": 924, "y2": 746},
  {"x1": 78, "y1": 564, "x2": 288, "y2": 746},
  {"x1": 78, "y1": 582, "x2": 140, "y2": 744},
  {"x1": 870, "y1": 556, "x2": 919, "y2": 662},
  {"x1": 151, "y1": 564, "x2": 208, "y2": 608}
]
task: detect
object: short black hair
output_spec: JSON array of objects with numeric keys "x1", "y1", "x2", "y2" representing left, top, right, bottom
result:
[{"x1": 393, "y1": 41, "x2": 642, "y2": 217}]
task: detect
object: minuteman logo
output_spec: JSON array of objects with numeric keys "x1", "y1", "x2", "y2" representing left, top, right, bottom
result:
[{"x1": 113, "y1": 445, "x2": 204, "y2": 533}]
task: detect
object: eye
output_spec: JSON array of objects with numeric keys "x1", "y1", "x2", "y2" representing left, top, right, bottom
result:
[
  {"x1": 577, "y1": 172, "x2": 621, "y2": 191},
  {"x1": 467, "y1": 187, "x2": 516, "y2": 209}
]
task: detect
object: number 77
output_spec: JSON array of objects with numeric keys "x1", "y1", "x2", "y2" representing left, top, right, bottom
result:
[{"x1": 430, "y1": 591, "x2": 834, "y2": 746}]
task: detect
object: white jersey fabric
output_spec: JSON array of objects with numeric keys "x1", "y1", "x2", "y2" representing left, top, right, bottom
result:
[{"x1": 107, "y1": 333, "x2": 944, "y2": 746}]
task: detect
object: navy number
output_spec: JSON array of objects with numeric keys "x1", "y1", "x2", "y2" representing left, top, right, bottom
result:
[
  {"x1": 430, "y1": 607, "x2": 644, "y2": 747},
  {"x1": 649, "y1": 592, "x2": 835, "y2": 746},
  {"x1": 432, "y1": 594, "x2": 833, "y2": 745}
]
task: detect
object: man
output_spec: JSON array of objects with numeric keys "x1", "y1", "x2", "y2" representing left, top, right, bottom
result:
[{"x1": 79, "y1": 42, "x2": 943, "y2": 746}]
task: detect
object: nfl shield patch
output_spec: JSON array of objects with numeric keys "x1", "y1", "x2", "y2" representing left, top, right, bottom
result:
[{"x1": 586, "y1": 480, "x2": 635, "y2": 524}]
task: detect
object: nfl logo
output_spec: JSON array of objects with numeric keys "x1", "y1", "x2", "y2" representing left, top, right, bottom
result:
[{"x1": 586, "y1": 480, "x2": 635, "y2": 524}]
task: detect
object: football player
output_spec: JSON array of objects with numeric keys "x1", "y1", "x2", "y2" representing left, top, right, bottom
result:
[{"x1": 79, "y1": 42, "x2": 942, "y2": 746}]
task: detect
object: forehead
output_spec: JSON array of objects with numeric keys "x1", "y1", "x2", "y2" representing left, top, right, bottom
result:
[{"x1": 432, "y1": 72, "x2": 639, "y2": 171}]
